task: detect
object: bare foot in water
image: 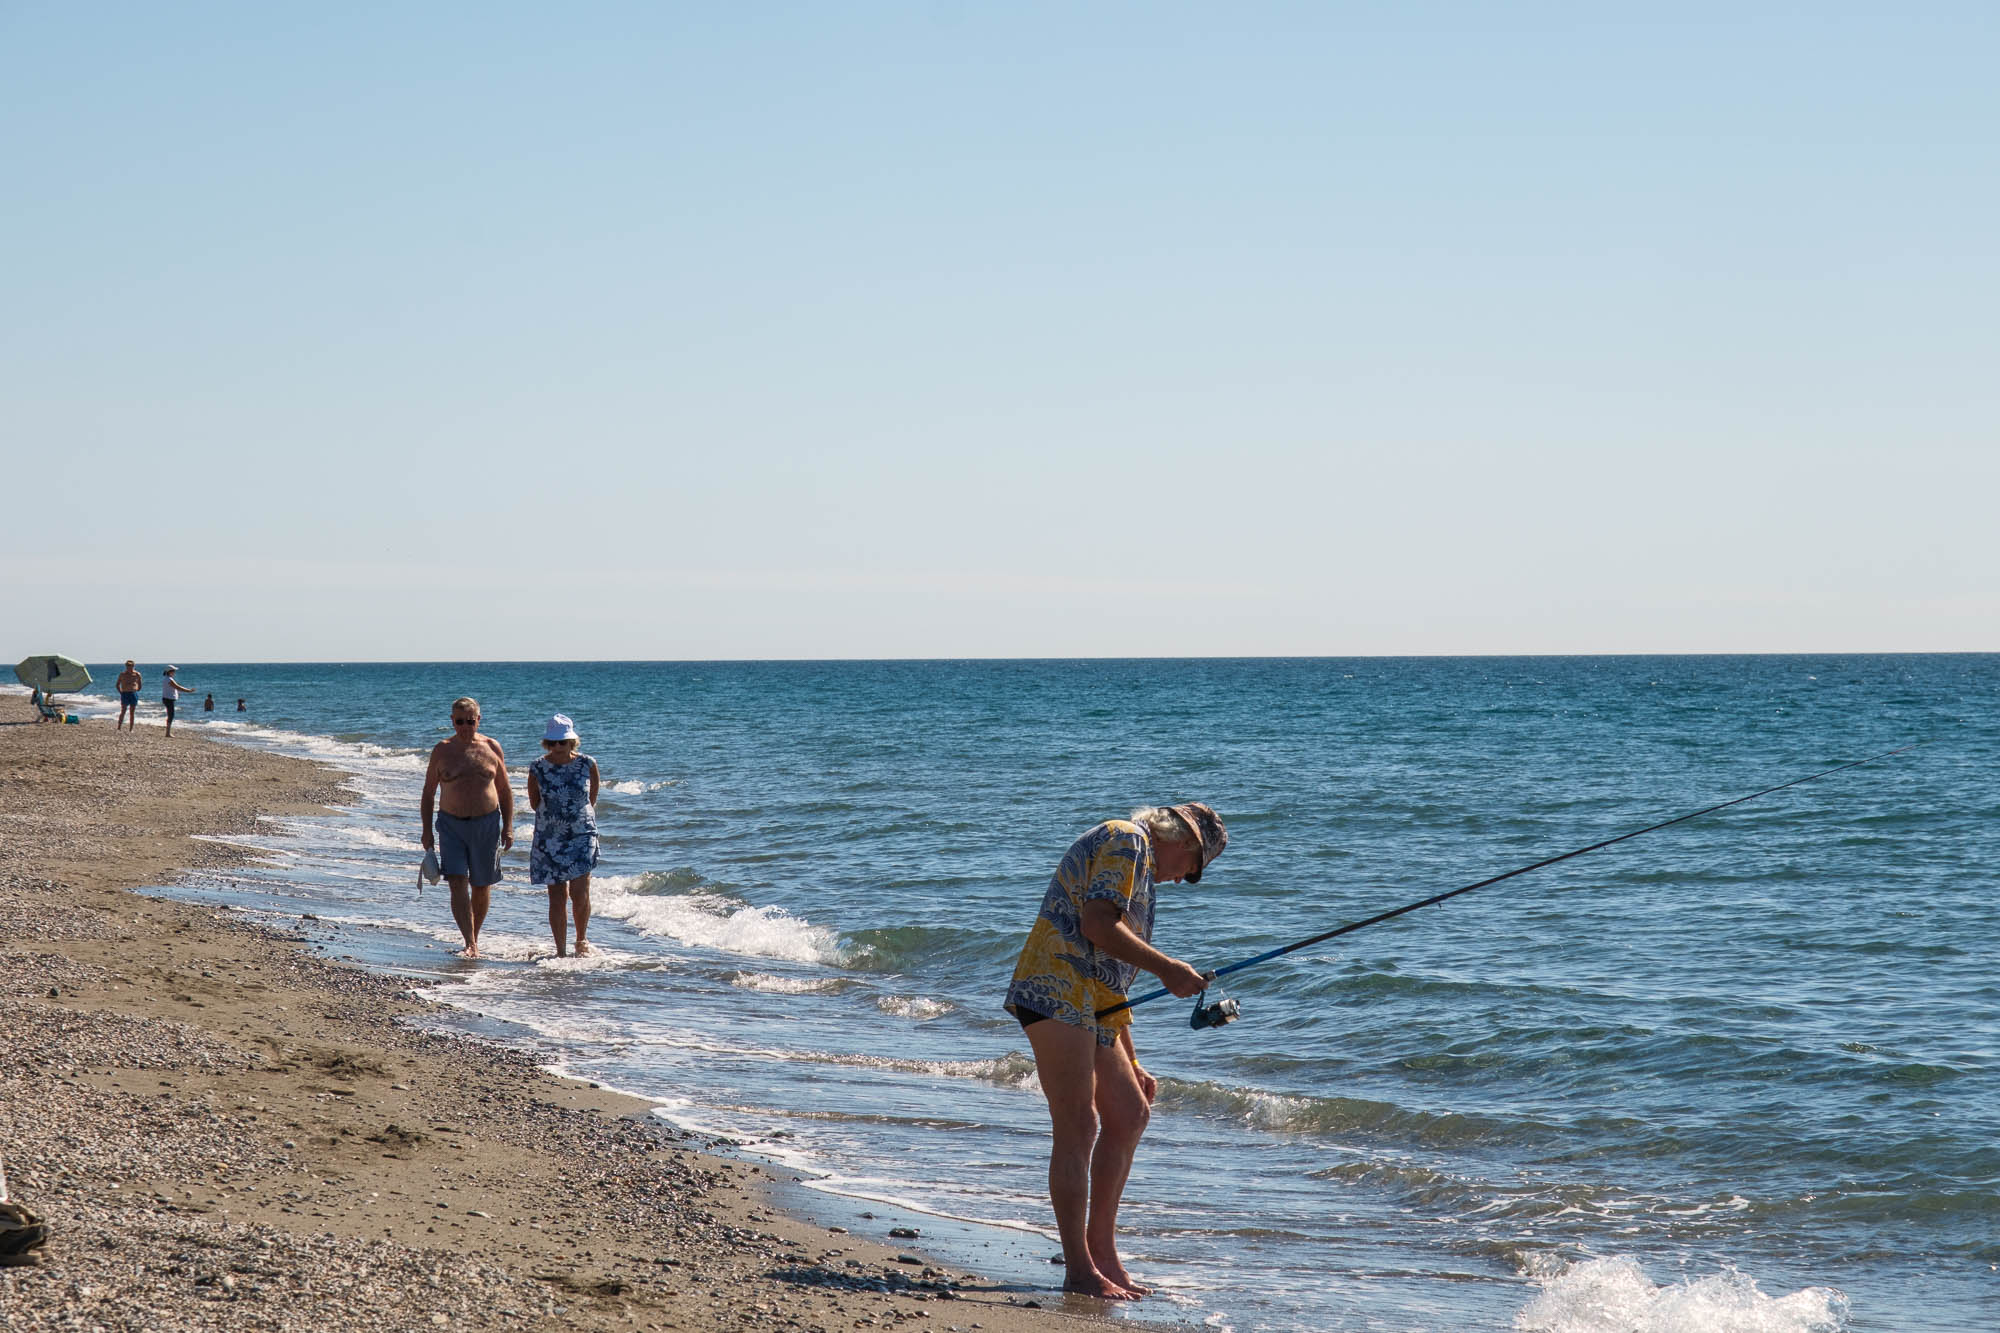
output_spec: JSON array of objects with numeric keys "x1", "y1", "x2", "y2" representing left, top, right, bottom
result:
[
  {"x1": 1088, "y1": 1250, "x2": 1150, "y2": 1295},
  {"x1": 574, "y1": 940, "x2": 591, "y2": 957},
  {"x1": 457, "y1": 944, "x2": 479, "y2": 959},
  {"x1": 1086, "y1": 1246, "x2": 1150, "y2": 1295},
  {"x1": 1061, "y1": 1269, "x2": 1139, "y2": 1300}
]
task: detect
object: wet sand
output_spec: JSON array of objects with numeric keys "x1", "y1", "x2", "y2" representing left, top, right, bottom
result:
[{"x1": 0, "y1": 695, "x2": 1169, "y2": 1332}]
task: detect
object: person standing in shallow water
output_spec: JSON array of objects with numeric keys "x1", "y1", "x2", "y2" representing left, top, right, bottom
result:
[
  {"x1": 528, "y1": 713, "x2": 601, "y2": 957},
  {"x1": 420, "y1": 697, "x2": 513, "y2": 958},
  {"x1": 1004, "y1": 802, "x2": 1229, "y2": 1300}
]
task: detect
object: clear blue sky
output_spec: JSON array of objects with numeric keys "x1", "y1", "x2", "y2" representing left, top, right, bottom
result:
[{"x1": 4, "y1": 3, "x2": 1993, "y2": 661}]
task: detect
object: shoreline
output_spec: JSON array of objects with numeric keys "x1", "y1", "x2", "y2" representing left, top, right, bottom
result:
[{"x1": 0, "y1": 695, "x2": 1172, "y2": 1332}]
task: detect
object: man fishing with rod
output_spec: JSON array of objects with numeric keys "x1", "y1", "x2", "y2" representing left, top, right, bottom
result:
[
  {"x1": 1003, "y1": 802, "x2": 1228, "y2": 1300},
  {"x1": 1001, "y1": 745, "x2": 1919, "y2": 1302}
]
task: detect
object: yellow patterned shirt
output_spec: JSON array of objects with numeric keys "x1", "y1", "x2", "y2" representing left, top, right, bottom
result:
[{"x1": 1004, "y1": 820, "x2": 1157, "y2": 1046}]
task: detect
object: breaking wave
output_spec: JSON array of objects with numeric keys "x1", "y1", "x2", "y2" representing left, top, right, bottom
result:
[
  {"x1": 593, "y1": 873, "x2": 843, "y2": 965},
  {"x1": 1513, "y1": 1256, "x2": 1849, "y2": 1333}
]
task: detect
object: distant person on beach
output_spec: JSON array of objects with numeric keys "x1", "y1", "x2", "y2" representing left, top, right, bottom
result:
[
  {"x1": 1004, "y1": 803, "x2": 1228, "y2": 1301},
  {"x1": 159, "y1": 667, "x2": 195, "y2": 737},
  {"x1": 421, "y1": 696, "x2": 513, "y2": 958},
  {"x1": 236, "y1": 698, "x2": 246, "y2": 712},
  {"x1": 115, "y1": 661, "x2": 142, "y2": 731},
  {"x1": 527, "y1": 713, "x2": 601, "y2": 957},
  {"x1": 202, "y1": 693, "x2": 214, "y2": 712}
]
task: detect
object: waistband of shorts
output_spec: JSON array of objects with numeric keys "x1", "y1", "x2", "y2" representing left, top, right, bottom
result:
[{"x1": 435, "y1": 808, "x2": 502, "y2": 825}]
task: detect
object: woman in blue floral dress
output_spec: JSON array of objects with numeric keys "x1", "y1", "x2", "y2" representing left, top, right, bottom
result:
[{"x1": 527, "y1": 713, "x2": 601, "y2": 956}]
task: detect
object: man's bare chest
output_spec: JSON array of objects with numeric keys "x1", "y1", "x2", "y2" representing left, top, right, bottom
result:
[{"x1": 439, "y1": 743, "x2": 500, "y2": 786}]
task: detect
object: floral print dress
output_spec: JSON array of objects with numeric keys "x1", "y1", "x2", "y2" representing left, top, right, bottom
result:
[
  {"x1": 1004, "y1": 819, "x2": 1157, "y2": 1046},
  {"x1": 529, "y1": 755, "x2": 600, "y2": 885}
]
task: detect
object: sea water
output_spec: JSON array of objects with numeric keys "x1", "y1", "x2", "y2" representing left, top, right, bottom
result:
[{"x1": 45, "y1": 657, "x2": 1999, "y2": 1331}]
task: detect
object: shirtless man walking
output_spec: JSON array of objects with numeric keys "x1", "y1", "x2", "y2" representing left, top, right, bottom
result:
[
  {"x1": 115, "y1": 661, "x2": 142, "y2": 731},
  {"x1": 420, "y1": 697, "x2": 514, "y2": 958}
]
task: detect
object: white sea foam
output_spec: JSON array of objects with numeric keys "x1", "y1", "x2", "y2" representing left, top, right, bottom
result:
[
  {"x1": 1513, "y1": 1257, "x2": 1849, "y2": 1333},
  {"x1": 286, "y1": 735, "x2": 427, "y2": 773},
  {"x1": 731, "y1": 972, "x2": 847, "y2": 995},
  {"x1": 593, "y1": 879, "x2": 843, "y2": 965},
  {"x1": 432, "y1": 976, "x2": 637, "y2": 1040},
  {"x1": 536, "y1": 1065, "x2": 658, "y2": 1106},
  {"x1": 474, "y1": 1007, "x2": 626, "y2": 1047},
  {"x1": 188, "y1": 834, "x2": 298, "y2": 860},
  {"x1": 533, "y1": 946, "x2": 648, "y2": 973},
  {"x1": 644, "y1": 1097, "x2": 798, "y2": 1154},
  {"x1": 605, "y1": 778, "x2": 678, "y2": 796},
  {"x1": 792, "y1": 1176, "x2": 1056, "y2": 1236},
  {"x1": 322, "y1": 913, "x2": 438, "y2": 933},
  {"x1": 875, "y1": 995, "x2": 954, "y2": 1021},
  {"x1": 406, "y1": 928, "x2": 547, "y2": 963},
  {"x1": 626, "y1": 1030, "x2": 1039, "y2": 1089},
  {"x1": 322, "y1": 824, "x2": 418, "y2": 852},
  {"x1": 1235, "y1": 1090, "x2": 1318, "y2": 1133}
]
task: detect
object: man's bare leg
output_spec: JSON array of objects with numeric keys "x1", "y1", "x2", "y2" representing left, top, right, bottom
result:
[
  {"x1": 1025, "y1": 1020, "x2": 1138, "y2": 1300},
  {"x1": 448, "y1": 876, "x2": 480, "y2": 957},
  {"x1": 470, "y1": 884, "x2": 492, "y2": 953},
  {"x1": 570, "y1": 875, "x2": 592, "y2": 956},
  {"x1": 1086, "y1": 1044, "x2": 1153, "y2": 1295}
]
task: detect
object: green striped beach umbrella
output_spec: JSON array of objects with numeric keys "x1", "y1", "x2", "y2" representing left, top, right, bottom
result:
[{"x1": 14, "y1": 655, "x2": 91, "y2": 693}]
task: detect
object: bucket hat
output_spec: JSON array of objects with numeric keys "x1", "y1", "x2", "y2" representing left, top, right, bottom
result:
[{"x1": 1167, "y1": 802, "x2": 1228, "y2": 883}]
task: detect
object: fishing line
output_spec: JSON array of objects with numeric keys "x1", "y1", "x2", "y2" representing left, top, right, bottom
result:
[{"x1": 1098, "y1": 740, "x2": 1927, "y2": 1023}]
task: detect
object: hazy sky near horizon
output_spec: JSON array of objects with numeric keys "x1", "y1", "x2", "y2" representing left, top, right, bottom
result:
[{"x1": 4, "y1": 4, "x2": 1994, "y2": 662}]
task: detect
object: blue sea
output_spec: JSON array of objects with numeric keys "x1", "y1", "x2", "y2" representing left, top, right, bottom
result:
[{"x1": 39, "y1": 657, "x2": 1999, "y2": 1332}]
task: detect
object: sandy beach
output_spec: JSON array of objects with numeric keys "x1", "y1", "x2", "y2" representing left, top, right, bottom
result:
[{"x1": 0, "y1": 695, "x2": 1158, "y2": 1333}]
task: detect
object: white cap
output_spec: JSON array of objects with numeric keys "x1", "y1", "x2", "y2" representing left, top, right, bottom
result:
[
  {"x1": 542, "y1": 713, "x2": 578, "y2": 742},
  {"x1": 165, "y1": 666, "x2": 179, "y2": 673}
]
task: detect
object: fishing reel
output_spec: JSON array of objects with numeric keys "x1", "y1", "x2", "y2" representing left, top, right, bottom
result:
[{"x1": 1190, "y1": 983, "x2": 1240, "y2": 1031}]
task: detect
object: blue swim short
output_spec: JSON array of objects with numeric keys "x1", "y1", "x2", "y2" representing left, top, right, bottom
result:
[
  {"x1": 434, "y1": 809, "x2": 504, "y2": 887},
  {"x1": 120, "y1": 690, "x2": 138, "y2": 707}
]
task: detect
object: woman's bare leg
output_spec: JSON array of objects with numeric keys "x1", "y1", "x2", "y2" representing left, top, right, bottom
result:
[
  {"x1": 547, "y1": 884, "x2": 569, "y2": 956},
  {"x1": 570, "y1": 875, "x2": 591, "y2": 955},
  {"x1": 1025, "y1": 1020, "x2": 1138, "y2": 1299}
]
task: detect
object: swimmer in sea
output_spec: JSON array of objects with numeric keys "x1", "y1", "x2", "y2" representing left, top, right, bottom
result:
[{"x1": 420, "y1": 696, "x2": 514, "y2": 958}]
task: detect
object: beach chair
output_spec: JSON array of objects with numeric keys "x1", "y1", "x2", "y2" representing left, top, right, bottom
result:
[{"x1": 31, "y1": 692, "x2": 65, "y2": 724}]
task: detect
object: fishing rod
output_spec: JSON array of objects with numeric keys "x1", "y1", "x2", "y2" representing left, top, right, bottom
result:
[{"x1": 1099, "y1": 741, "x2": 1927, "y2": 1026}]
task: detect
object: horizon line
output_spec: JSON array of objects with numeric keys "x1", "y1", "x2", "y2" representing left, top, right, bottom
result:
[{"x1": 21, "y1": 649, "x2": 1999, "y2": 669}]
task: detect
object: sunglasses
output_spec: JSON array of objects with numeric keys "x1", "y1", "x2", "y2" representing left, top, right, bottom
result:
[{"x1": 452, "y1": 718, "x2": 479, "y2": 727}]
